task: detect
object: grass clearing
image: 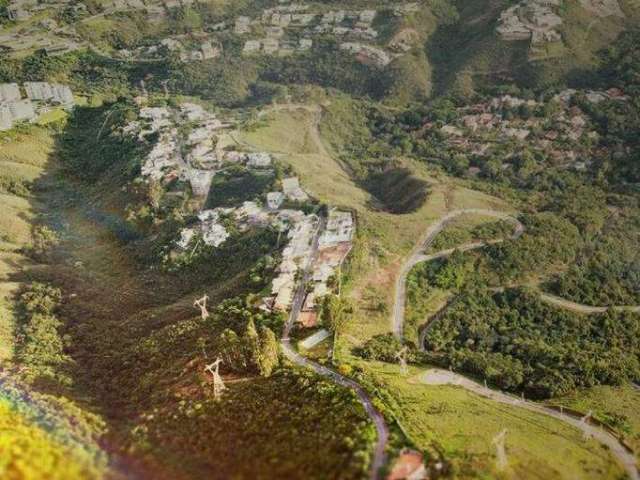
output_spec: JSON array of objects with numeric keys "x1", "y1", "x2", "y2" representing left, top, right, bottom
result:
[
  {"x1": 548, "y1": 385, "x2": 640, "y2": 457},
  {"x1": 363, "y1": 361, "x2": 625, "y2": 480},
  {"x1": 0, "y1": 126, "x2": 53, "y2": 361}
]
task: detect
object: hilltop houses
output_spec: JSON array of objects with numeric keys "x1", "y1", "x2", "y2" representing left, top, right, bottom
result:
[{"x1": 0, "y1": 82, "x2": 74, "y2": 131}]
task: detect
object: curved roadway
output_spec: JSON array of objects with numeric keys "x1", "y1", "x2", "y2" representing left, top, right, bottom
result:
[
  {"x1": 393, "y1": 209, "x2": 640, "y2": 480},
  {"x1": 392, "y1": 209, "x2": 524, "y2": 338},
  {"x1": 281, "y1": 219, "x2": 389, "y2": 480}
]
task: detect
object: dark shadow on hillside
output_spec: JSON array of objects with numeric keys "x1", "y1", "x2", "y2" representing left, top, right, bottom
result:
[
  {"x1": 426, "y1": 0, "x2": 531, "y2": 96},
  {"x1": 6, "y1": 105, "x2": 279, "y2": 421},
  {"x1": 364, "y1": 167, "x2": 430, "y2": 214}
]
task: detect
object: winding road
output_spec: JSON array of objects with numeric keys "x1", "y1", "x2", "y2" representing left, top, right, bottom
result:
[
  {"x1": 280, "y1": 217, "x2": 389, "y2": 480},
  {"x1": 393, "y1": 209, "x2": 640, "y2": 480},
  {"x1": 392, "y1": 209, "x2": 524, "y2": 338}
]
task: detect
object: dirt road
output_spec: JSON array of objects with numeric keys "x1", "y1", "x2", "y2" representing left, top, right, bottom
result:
[{"x1": 393, "y1": 210, "x2": 639, "y2": 480}]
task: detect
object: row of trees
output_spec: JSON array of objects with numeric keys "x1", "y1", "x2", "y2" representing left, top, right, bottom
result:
[{"x1": 217, "y1": 319, "x2": 279, "y2": 377}]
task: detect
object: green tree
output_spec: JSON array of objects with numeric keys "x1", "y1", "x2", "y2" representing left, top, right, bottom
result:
[
  {"x1": 257, "y1": 326, "x2": 279, "y2": 377},
  {"x1": 243, "y1": 319, "x2": 260, "y2": 372},
  {"x1": 321, "y1": 295, "x2": 353, "y2": 333},
  {"x1": 219, "y1": 328, "x2": 245, "y2": 371}
]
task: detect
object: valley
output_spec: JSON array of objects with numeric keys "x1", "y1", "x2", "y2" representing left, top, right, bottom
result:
[{"x1": 1, "y1": 0, "x2": 640, "y2": 479}]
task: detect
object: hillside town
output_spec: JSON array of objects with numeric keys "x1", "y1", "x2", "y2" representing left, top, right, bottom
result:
[
  {"x1": 232, "y1": 3, "x2": 406, "y2": 67},
  {"x1": 430, "y1": 88, "x2": 628, "y2": 173},
  {"x1": 497, "y1": 0, "x2": 623, "y2": 59},
  {"x1": 125, "y1": 100, "x2": 355, "y2": 327},
  {"x1": 0, "y1": 82, "x2": 74, "y2": 130},
  {"x1": 124, "y1": 102, "x2": 235, "y2": 196}
]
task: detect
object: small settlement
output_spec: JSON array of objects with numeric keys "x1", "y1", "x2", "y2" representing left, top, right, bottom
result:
[
  {"x1": 229, "y1": 2, "x2": 422, "y2": 67},
  {"x1": 125, "y1": 101, "x2": 271, "y2": 200},
  {"x1": 0, "y1": 82, "x2": 74, "y2": 131},
  {"x1": 129, "y1": 100, "x2": 355, "y2": 329},
  {"x1": 0, "y1": 0, "x2": 84, "y2": 57},
  {"x1": 430, "y1": 88, "x2": 628, "y2": 174},
  {"x1": 497, "y1": 0, "x2": 623, "y2": 59},
  {"x1": 117, "y1": 34, "x2": 222, "y2": 63}
]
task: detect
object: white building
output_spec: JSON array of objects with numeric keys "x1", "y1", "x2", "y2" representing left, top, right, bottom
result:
[
  {"x1": 282, "y1": 177, "x2": 309, "y2": 202},
  {"x1": 23, "y1": 82, "x2": 73, "y2": 107},
  {"x1": 235, "y1": 16, "x2": 252, "y2": 34},
  {"x1": 0, "y1": 83, "x2": 21, "y2": 103},
  {"x1": 266, "y1": 191, "x2": 284, "y2": 210},
  {"x1": 319, "y1": 209, "x2": 354, "y2": 247},
  {"x1": 243, "y1": 40, "x2": 261, "y2": 53},
  {"x1": 299, "y1": 38, "x2": 313, "y2": 50},
  {"x1": 247, "y1": 152, "x2": 272, "y2": 168}
]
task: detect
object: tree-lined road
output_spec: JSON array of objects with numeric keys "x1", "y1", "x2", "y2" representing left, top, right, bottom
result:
[{"x1": 392, "y1": 209, "x2": 524, "y2": 338}]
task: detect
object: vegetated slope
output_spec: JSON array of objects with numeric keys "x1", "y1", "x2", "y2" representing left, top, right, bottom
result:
[
  {"x1": 0, "y1": 387, "x2": 107, "y2": 480},
  {"x1": 0, "y1": 126, "x2": 113, "y2": 480},
  {"x1": 428, "y1": 0, "x2": 639, "y2": 96},
  {"x1": 422, "y1": 287, "x2": 640, "y2": 398},
  {"x1": 318, "y1": 95, "x2": 431, "y2": 213},
  {"x1": 365, "y1": 362, "x2": 626, "y2": 480},
  {"x1": 0, "y1": 114, "x2": 375, "y2": 479}
]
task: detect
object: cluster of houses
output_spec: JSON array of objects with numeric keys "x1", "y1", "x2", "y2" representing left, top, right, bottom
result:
[
  {"x1": 298, "y1": 209, "x2": 354, "y2": 327},
  {"x1": 3, "y1": 0, "x2": 79, "y2": 21},
  {"x1": 230, "y1": 2, "x2": 413, "y2": 67},
  {"x1": 496, "y1": 0, "x2": 563, "y2": 46},
  {"x1": 0, "y1": 19, "x2": 82, "y2": 58},
  {"x1": 127, "y1": 102, "x2": 252, "y2": 196},
  {"x1": 430, "y1": 88, "x2": 629, "y2": 173},
  {"x1": 117, "y1": 34, "x2": 221, "y2": 62},
  {"x1": 0, "y1": 82, "x2": 74, "y2": 131},
  {"x1": 497, "y1": 0, "x2": 623, "y2": 58}
]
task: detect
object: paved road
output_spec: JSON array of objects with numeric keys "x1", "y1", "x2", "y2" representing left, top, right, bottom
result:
[
  {"x1": 281, "y1": 216, "x2": 389, "y2": 480},
  {"x1": 280, "y1": 340, "x2": 389, "y2": 480},
  {"x1": 392, "y1": 209, "x2": 523, "y2": 338},
  {"x1": 394, "y1": 210, "x2": 640, "y2": 480}
]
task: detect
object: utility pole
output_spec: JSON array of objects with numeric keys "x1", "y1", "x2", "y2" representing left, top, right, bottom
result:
[
  {"x1": 194, "y1": 294, "x2": 210, "y2": 320},
  {"x1": 492, "y1": 429, "x2": 508, "y2": 471},
  {"x1": 395, "y1": 346, "x2": 409, "y2": 376},
  {"x1": 204, "y1": 357, "x2": 227, "y2": 400},
  {"x1": 581, "y1": 411, "x2": 593, "y2": 440}
]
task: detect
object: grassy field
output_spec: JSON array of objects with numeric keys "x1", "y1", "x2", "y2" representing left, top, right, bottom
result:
[
  {"x1": 548, "y1": 385, "x2": 640, "y2": 457},
  {"x1": 0, "y1": 126, "x2": 54, "y2": 361},
  {"x1": 363, "y1": 361, "x2": 626, "y2": 480}
]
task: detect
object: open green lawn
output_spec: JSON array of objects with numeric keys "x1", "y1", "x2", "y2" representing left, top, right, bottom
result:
[
  {"x1": 364, "y1": 361, "x2": 626, "y2": 480},
  {"x1": 548, "y1": 385, "x2": 640, "y2": 458}
]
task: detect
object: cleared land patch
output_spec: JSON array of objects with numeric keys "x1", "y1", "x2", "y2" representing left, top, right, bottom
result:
[{"x1": 365, "y1": 361, "x2": 626, "y2": 480}]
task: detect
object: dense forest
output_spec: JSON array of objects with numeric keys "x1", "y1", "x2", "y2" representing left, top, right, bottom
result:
[{"x1": 422, "y1": 288, "x2": 640, "y2": 399}]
